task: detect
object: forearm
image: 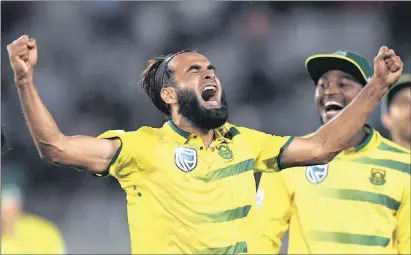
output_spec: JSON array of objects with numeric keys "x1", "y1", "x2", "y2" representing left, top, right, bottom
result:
[
  {"x1": 314, "y1": 79, "x2": 386, "y2": 154},
  {"x1": 16, "y1": 79, "x2": 64, "y2": 158}
]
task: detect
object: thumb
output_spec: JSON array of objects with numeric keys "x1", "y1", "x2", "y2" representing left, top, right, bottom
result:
[
  {"x1": 27, "y1": 39, "x2": 38, "y2": 67},
  {"x1": 13, "y1": 58, "x2": 30, "y2": 75}
]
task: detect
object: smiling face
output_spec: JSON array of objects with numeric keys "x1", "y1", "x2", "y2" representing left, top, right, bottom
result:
[
  {"x1": 161, "y1": 52, "x2": 228, "y2": 130},
  {"x1": 315, "y1": 70, "x2": 364, "y2": 124}
]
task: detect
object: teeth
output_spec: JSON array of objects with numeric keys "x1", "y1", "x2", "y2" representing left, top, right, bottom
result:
[
  {"x1": 203, "y1": 85, "x2": 216, "y2": 91},
  {"x1": 324, "y1": 101, "x2": 344, "y2": 108}
]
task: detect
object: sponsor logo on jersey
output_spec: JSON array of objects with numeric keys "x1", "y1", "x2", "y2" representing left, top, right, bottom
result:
[
  {"x1": 174, "y1": 147, "x2": 197, "y2": 172},
  {"x1": 256, "y1": 188, "x2": 264, "y2": 209},
  {"x1": 306, "y1": 164, "x2": 328, "y2": 184},
  {"x1": 369, "y1": 168, "x2": 386, "y2": 186},
  {"x1": 216, "y1": 144, "x2": 233, "y2": 160}
]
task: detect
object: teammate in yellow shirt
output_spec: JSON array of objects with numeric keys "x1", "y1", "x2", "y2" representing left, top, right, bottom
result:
[
  {"x1": 1, "y1": 180, "x2": 66, "y2": 254},
  {"x1": 381, "y1": 74, "x2": 411, "y2": 150},
  {"x1": 253, "y1": 51, "x2": 411, "y2": 254},
  {"x1": 7, "y1": 34, "x2": 404, "y2": 254}
]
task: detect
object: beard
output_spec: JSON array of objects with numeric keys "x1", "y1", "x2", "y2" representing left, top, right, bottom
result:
[{"x1": 175, "y1": 87, "x2": 229, "y2": 132}]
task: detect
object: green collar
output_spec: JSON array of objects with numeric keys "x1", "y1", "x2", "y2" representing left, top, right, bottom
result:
[
  {"x1": 167, "y1": 120, "x2": 190, "y2": 139},
  {"x1": 343, "y1": 125, "x2": 375, "y2": 154}
]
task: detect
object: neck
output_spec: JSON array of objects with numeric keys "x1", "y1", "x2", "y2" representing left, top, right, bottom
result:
[
  {"x1": 391, "y1": 133, "x2": 411, "y2": 150},
  {"x1": 345, "y1": 127, "x2": 369, "y2": 150},
  {"x1": 171, "y1": 115, "x2": 214, "y2": 147}
]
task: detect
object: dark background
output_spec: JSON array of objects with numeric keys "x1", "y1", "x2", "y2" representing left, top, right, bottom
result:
[{"x1": 2, "y1": 1, "x2": 410, "y2": 253}]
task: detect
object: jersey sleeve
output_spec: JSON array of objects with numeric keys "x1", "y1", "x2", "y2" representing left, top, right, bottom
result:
[
  {"x1": 94, "y1": 129, "x2": 140, "y2": 179},
  {"x1": 236, "y1": 126, "x2": 294, "y2": 172},
  {"x1": 395, "y1": 182, "x2": 410, "y2": 254}
]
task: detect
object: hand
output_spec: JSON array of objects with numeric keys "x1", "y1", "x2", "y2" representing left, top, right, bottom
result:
[
  {"x1": 372, "y1": 46, "x2": 403, "y2": 89},
  {"x1": 7, "y1": 35, "x2": 38, "y2": 85}
]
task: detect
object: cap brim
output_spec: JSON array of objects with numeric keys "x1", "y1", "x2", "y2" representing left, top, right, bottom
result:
[
  {"x1": 385, "y1": 77, "x2": 411, "y2": 109},
  {"x1": 306, "y1": 54, "x2": 369, "y2": 86}
]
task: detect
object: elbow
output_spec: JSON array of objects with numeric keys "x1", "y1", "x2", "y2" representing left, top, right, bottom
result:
[{"x1": 38, "y1": 142, "x2": 65, "y2": 165}]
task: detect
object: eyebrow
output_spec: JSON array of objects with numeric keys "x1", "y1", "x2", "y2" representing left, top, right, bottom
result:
[{"x1": 187, "y1": 64, "x2": 216, "y2": 72}]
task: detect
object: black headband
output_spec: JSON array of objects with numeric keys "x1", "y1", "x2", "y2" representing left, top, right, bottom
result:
[
  {"x1": 152, "y1": 53, "x2": 180, "y2": 114},
  {"x1": 154, "y1": 53, "x2": 179, "y2": 95}
]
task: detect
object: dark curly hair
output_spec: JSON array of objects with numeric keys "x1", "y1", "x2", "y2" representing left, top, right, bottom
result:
[{"x1": 139, "y1": 50, "x2": 196, "y2": 116}]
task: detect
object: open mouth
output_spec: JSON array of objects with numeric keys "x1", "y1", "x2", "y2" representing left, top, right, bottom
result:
[
  {"x1": 324, "y1": 101, "x2": 344, "y2": 112},
  {"x1": 201, "y1": 85, "x2": 217, "y2": 102}
]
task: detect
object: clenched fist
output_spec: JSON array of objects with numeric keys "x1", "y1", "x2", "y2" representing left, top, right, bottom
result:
[
  {"x1": 7, "y1": 35, "x2": 38, "y2": 85},
  {"x1": 373, "y1": 46, "x2": 403, "y2": 89}
]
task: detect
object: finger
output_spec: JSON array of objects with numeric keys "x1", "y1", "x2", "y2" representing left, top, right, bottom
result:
[
  {"x1": 375, "y1": 50, "x2": 395, "y2": 61},
  {"x1": 385, "y1": 58, "x2": 394, "y2": 68},
  {"x1": 379, "y1": 46, "x2": 389, "y2": 53},
  {"x1": 17, "y1": 35, "x2": 29, "y2": 42},
  {"x1": 11, "y1": 38, "x2": 29, "y2": 48},
  {"x1": 394, "y1": 56, "x2": 403, "y2": 68},
  {"x1": 390, "y1": 58, "x2": 403, "y2": 72},
  {"x1": 390, "y1": 63, "x2": 401, "y2": 73},
  {"x1": 8, "y1": 45, "x2": 29, "y2": 58},
  {"x1": 27, "y1": 38, "x2": 36, "y2": 49},
  {"x1": 21, "y1": 52, "x2": 29, "y2": 62}
]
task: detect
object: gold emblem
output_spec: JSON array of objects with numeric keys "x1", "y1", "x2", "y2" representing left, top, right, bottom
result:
[
  {"x1": 369, "y1": 168, "x2": 386, "y2": 186},
  {"x1": 216, "y1": 144, "x2": 233, "y2": 160}
]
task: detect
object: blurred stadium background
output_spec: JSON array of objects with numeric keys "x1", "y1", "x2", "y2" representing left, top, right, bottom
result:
[{"x1": 1, "y1": 1, "x2": 410, "y2": 254}]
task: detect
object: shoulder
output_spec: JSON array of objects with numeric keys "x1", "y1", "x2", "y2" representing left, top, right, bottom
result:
[
  {"x1": 98, "y1": 126, "x2": 161, "y2": 143},
  {"x1": 223, "y1": 122, "x2": 272, "y2": 139},
  {"x1": 20, "y1": 214, "x2": 61, "y2": 234},
  {"x1": 377, "y1": 133, "x2": 410, "y2": 155}
]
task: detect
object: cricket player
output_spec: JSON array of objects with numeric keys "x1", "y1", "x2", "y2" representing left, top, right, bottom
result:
[
  {"x1": 7, "y1": 35, "x2": 403, "y2": 254},
  {"x1": 252, "y1": 51, "x2": 410, "y2": 254},
  {"x1": 2, "y1": 172, "x2": 66, "y2": 254},
  {"x1": 381, "y1": 74, "x2": 411, "y2": 150}
]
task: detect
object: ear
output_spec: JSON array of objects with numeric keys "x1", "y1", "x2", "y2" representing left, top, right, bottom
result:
[
  {"x1": 381, "y1": 112, "x2": 392, "y2": 130},
  {"x1": 160, "y1": 87, "x2": 177, "y2": 105}
]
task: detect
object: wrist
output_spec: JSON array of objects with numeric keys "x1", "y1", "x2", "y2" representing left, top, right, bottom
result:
[
  {"x1": 15, "y1": 76, "x2": 34, "y2": 89},
  {"x1": 365, "y1": 78, "x2": 389, "y2": 100}
]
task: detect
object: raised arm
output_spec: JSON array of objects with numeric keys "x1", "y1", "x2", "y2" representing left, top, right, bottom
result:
[
  {"x1": 7, "y1": 35, "x2": 120, "y2": 174},
  {"x1": 281, "y1": 46, "x2": 403, "y2": 168}
]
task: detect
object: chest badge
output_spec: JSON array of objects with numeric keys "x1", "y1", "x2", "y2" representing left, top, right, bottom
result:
[
  {"x1": 216, "y1": 144, "x2": 233, "y2": 160},
  {"x1": 306, "y1": 164, "x2": 328, "y2": 184},
  {"x1": 369, "y1": 168, "x2": 386, "y2": 186},
  {"x1": 175, "y1": 147, "x2": 197, "y2": 172}
]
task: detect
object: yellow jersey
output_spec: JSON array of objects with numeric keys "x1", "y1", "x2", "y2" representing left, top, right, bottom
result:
[
  {"x1": 96, "y1": 121, "x2": 293, "y2": 254},
  {"x1": 252, "y1": 126, "x2": 411, "y2": 254},
  {"x1": 1, "y1": 214, "x2": 65, "y2": 254}
]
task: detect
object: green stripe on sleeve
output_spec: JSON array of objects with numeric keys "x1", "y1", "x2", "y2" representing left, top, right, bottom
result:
[
  {"x1": 278, "y1": 136, "x2": 295, "y2": 170},
  {"x1": 351, "y1": 157, "x2": 410, "y2": 175},
  {"x1": 196, "y1": 159, "x2": 254, "y2": 182},
  {"x1": 197, "y1": 241, "x2": 248, "y2": 254},
  {"x1": 322, "y1": 188, "x2": 400, "y2": 211},
  {"x1": 378, "y1": 141, "x2": 409, "y2": 154},
  {"x1": 312, "y1": 231, "x2": 390, "y2": 247}
]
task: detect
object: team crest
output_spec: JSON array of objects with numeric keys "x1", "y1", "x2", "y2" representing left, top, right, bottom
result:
[
  {"x1": 216, "y1": 144, "x2": 233, "y2": 160},
  {"x1": 306, "y1": 164, "x2": 328, "y2": 184},
  {"x1": 369, "y1": 168, "x2": 386, "y2": 186},
  {"x1": 174, "y1": 147, "x2": 197, "y2": 172}
]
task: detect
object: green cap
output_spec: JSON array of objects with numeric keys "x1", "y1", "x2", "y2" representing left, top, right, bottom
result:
[
  {"x1": 382, "y1": 73, "x2": 411, "y2": 113},
  {"x1": 306, "y1": 50, "x2": 374, "y2": 86}
]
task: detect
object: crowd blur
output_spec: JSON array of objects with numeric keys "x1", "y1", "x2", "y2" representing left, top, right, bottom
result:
[{"x1": 1, "y1": 1, "x2": 410, "y2": 253}]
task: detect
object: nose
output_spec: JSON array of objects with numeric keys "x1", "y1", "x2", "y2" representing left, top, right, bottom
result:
[
  {"x1": 203, "y1": 70, "x2": 215, "y2": 80},
  {"x1": 324, "y1": 82, "x2": 340, "y2": 95}
]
